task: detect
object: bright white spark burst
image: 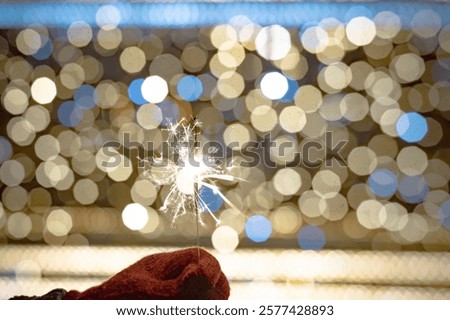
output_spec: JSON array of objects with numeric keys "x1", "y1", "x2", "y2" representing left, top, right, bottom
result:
[{"x1": 139, "y1": 118, "x2": 238, "y2": 225}]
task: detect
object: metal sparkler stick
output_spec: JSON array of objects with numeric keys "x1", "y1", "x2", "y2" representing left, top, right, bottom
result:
[{"x1": 192, "y1": 119, "x2": 201, "y2": 261}]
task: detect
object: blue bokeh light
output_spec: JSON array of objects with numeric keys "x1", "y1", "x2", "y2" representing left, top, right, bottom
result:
[
  {"x1": 32, "y1": 36, "x2": 52, "y2": 60},
  {"x1": 177, "y1": 75, "x2": 203, "y2": 102},
  {"x1": 439, "y1": 200, "x2": 450, "y2": 230},
  {"x1": 368, "y1": 168, "x2": 398, "y2": 198},
  {"x1": 279, "y1": 78, "x2": 298, "y2": 102},
  {"x1": 128, "y1": 78, "x2": 147, "y2": 105},
  {"x1": 57, "y1": 101, "x2": 84, "y2": 128},
  {"x1": 198, "y1": 186, "x2": 223, "y2": 213},
  {"x1": 74, "y1": 84, "x2": 96, "y2": 109},
  {"x1": 245, "y1": 215, "x2": 272, "y2": 243},
  {"x1": 398, "y1": 175, "x2": 429, "y2": 204},
  {"x1": 297, "y1": 225, "x2": 326, "y2": 250},
  {"x1": 0, "y1": 136, "x2": 13, "y2": 165},
  {"x1": 158, "y1": 99, "x2": 179, "y2": 127},
  {"x1": 396, "y1": 112, "x2": 428, "y2": 143}
]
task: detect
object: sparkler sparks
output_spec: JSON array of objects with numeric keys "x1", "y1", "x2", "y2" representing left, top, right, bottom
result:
[{"x1": 139, "y1": 118, "x2": 238, "y2": 226}]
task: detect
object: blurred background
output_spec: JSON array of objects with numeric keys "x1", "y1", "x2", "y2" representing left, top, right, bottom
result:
[{"x1": 0, "y1": 0, "x2": 449, "y2": 299}]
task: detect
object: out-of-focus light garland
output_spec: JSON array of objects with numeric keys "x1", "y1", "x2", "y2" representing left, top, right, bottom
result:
[{"x1": 0, "y1": 1, "x2": 449, "y2": 255}]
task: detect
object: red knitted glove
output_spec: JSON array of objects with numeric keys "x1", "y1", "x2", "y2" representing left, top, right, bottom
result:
[{"x1": 64, "y1": 248, "x2": 230, "y2": 300}]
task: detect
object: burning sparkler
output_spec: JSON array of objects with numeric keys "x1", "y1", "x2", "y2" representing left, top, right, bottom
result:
[{"x1": 139, "y1": 118, "x2": 238, "y2": 228}]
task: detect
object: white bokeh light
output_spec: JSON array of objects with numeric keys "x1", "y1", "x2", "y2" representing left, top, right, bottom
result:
[
  {"x1": 255, "y1": 25, "x2": 291, "y2": 60},
  {"x1": 96, "y1": 5, "x2": 121, "y2": 30},
  {"x1": 301, "y1": 26, "x2": 329, "y2": 54},
  {"x1": 260, "y1": 72, "x2": 288, "y2": 100},
  {"x1": 211, "y1": 225, "x2": 239, "y2": 253},
  {"x1": 273, "y1": 168, "x2": 302, "y2": 196},
  {"x1": 67, "y1": 21, "x2": 93, "y2": 47},
  {"x1": 122, "y1": 203, "x2": 149, "y2": 231},
  {"x1": 346, "y1": 16, "x2": 376, "y2": 46},
  {"x1": 46, "y1": 209, "x2": 73, "y2": 237},
  {"x1": 141, "y1": 76, "x2": 168, "y2": 104},
  {"x1": 31, "y1": 77, "x2": 57, "y2": 104},
  {"x1": 6, "y1": 212, "x2": 32, "y2": 239},
  {"x1": 279, "y1": 105, "x2": 307, "y2": 133}
]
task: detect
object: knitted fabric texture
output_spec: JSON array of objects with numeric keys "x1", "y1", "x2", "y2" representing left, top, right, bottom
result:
[{"x1": 64, "y1": 248, "x2": 230, "y2": 300}]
